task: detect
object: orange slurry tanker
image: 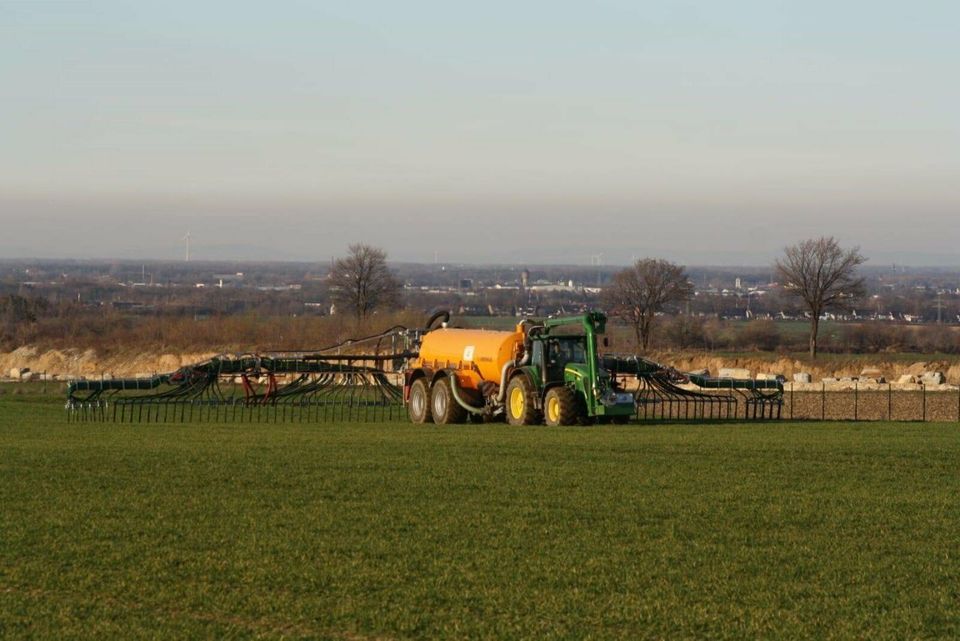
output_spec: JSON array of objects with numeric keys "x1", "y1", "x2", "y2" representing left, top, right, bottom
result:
[{"x1": 404, "y1": 312, "x2": 637, "y2": 426}]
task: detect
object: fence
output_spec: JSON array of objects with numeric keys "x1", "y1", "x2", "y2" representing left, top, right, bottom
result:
[
  {"x1": 783, "y1": 384, "x2": 960, "y2": 422},
  {"x1": 65, "y1": 370, "x2": 408, "y2": 424},
  {"x1": 637, "y1": 383, "x2": 960, "y2": 422},
  {"x1": 54, "y1": 374, "x2": 960, "y2": 424}
]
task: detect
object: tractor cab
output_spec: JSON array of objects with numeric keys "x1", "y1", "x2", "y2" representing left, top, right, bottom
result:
[{"x1": 532, "y1": 335, "x2": 588, "y2": 384}]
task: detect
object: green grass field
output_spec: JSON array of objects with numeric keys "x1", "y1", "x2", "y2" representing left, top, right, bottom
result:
[{"x1": 2, "y1": 390, "x2": 960, "y2": 639}]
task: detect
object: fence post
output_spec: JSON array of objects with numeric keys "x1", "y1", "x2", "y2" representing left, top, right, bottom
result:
[
  {"x1": 821, "y1": 381, "x2": 825, "y2": 421},
  {"x1": 922, "y1": 383, "x2": 926, "y2": 422},
  {"x1": 888, "y1": 382, "x2": 892, "y2": 421},
  {"x1": 854, "y1": 381, "x2": 858, "y2": 422},
  {"x1": 790, "y1": 381, "x2": 794, "y2": 421}
]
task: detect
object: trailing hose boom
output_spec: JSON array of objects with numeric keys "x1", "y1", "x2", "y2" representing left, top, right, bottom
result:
[{"x1": 66, "y1": 310, "x2": 782, "y2": 424}]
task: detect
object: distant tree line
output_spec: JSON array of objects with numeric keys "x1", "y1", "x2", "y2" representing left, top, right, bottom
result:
[
  {"x1": 602, "y1": 236, "x2": 867, "y2": 359},
  {"x1": 10, "y1": 238, "x2": 960, "y2": 358}
]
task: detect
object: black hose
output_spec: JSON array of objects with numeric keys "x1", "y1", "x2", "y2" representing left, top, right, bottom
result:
[{"x1": 424, "y1": 309, "x2": 451, "y2": 331}]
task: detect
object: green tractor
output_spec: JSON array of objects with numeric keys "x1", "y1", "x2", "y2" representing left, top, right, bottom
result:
[{"x1": 502, "y1": 312, "x2": 635, "y2": 425}]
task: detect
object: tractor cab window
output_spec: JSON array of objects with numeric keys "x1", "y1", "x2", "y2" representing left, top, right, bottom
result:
[
  {"x1": 544, "y1": 336, "x2": 587, "y2": 381},
  {"x1": 531, "y1": 340, "x2": 544, "y2": 367}
]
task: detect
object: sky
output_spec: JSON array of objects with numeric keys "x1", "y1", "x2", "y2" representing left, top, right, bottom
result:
[{"x1": 1, "y1": 1, "x2": 958, "y2": 266}]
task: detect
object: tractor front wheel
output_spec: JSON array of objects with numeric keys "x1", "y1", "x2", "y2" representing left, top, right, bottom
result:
[
  {"x1": 505, "y1": 375, "x2": 542, "y2": 426},
  {"x1": 544, "y1": 386, "x2": 581, "y2": 426}
]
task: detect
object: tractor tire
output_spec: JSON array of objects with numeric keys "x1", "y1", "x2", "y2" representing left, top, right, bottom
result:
[
  {"x1": 408, "y1": 377, "x2": 432, "y2": 424},
  {"x1": 544, "y1": 386, "x2": 582, "y2": 426},
  {"x1": 431, "y1": 377, "x2": 467, "y2": 425},
  {"x1": 505, "y1": 375, "x2": 542, "y2": 426}
]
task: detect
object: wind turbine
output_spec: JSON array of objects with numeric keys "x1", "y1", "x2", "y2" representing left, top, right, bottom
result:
[{"x1": 182, "y1": 231, "x2": 191, "y2": 262}]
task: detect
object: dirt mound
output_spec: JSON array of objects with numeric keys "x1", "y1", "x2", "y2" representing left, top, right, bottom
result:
[
  {"x1": 0, "y1": 346, "x2": 220, "y2": 378},
  {"x1": 3, "y1": 344, "x2": 959, "y2": 384},
  {"x1": 647, "y1": 351, "x2": 960, "y2": 385}
]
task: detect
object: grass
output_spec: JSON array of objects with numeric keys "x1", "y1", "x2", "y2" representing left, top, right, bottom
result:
[{"x1": 2, "y1": 390, "x2": 960, "y2": 639}]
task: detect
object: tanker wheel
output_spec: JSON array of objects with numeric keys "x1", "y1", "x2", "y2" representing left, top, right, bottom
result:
[
  {"x1": 544, "y1": 386, "x2": 581, "y2": 426},
  {"x1": 506, "y1": 375, "x2": 542, "y2": 426},
  {"x1": 408, "y1": 377, "x2": 432, "y2": 424},
  {"x1": 431, "y1": 377, "x2": 467, "y2": 424}
]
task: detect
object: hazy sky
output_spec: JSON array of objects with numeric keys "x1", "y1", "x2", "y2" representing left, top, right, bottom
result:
[{"x1": 2, "y1": 1, "x2": 958, "y2": 265}]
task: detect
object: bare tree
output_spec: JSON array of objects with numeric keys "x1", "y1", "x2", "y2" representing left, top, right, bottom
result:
[
  {"x1": 603, "y1": 258, "x2": 694, "y2": 350},
  {"x1": 775, "y1": 236, "x2": 866, "y2": 358},
  {"x1": 328, "y1": 243, "x2": 401, "y2": 321}
]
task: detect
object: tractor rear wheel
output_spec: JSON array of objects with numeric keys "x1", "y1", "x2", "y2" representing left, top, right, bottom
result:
[
  {"x1": 544, "y1": 386, "x2": 581, "y2": 426},
  {"x1": 505, "y1": 375, "x2": 542, "y2": 426},
  {"x1": 408, "y1": 377, "x2": 432, "y2": 424},
  {"x1": 431, "y1": 377, "x2": 467, "y2": 424}
]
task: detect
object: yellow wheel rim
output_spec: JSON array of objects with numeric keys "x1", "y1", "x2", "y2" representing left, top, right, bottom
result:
[
  {"x1": 547, "y1": 395, "x2": 560, "y2": 423},
  {"x1": 509, "y1": 386, "x2": 525, "y2": 418}
]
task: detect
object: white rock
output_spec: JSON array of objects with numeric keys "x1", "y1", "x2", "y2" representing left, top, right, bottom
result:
[
  {"x1": 896, "y1": 374, "x2": 916, "y2": 385},
  {"x1": 921, "y1": 371, "x2": 946, "y2": 385},
  {"x1": 793, "y1": 372, "x2": 812, "y2": 383},
  {"x1": 756, "y1": 373, "x2": 780, "y2": 381}
]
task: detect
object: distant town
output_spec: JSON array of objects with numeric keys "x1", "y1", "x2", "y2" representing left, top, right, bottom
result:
[{"x1": 2, "y1": 258, "x2": 959, "y2": 325}]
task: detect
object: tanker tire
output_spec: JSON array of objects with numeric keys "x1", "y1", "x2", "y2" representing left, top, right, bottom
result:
[
  {"x1": 544, "y1": 386, "x2": 581, "y2": 426},
  {"x1": 505, "y1": 375, "x2": 542, "y2": 426},
  {"x1": 408, "y1": 377, "x2": 432, "y2": 424},
  {"x1": 431, "y1": 377, "x2": 467, "y2": 425}
]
